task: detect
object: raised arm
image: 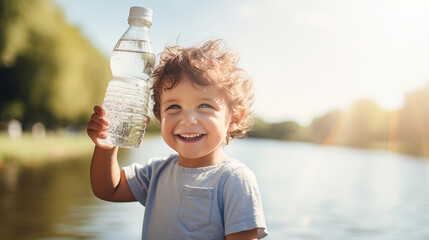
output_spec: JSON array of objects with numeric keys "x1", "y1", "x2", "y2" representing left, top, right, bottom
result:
[{"x1": 87, "y1": 105, "x2": 136, "y2": 202}]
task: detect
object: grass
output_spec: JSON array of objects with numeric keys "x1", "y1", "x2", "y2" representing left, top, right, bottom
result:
[{"x1": 0, "y1": 132, "x2": 94, "y2": 166}]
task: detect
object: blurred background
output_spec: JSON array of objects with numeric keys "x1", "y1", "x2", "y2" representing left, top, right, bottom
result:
[{"x1": 1, "y1": 0, "x2": 429, "y2": 239}]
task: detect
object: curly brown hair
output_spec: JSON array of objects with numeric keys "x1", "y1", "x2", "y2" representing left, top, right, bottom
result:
[{"x1": 151, "y1": 39, "x2": 254, "y2": 144}]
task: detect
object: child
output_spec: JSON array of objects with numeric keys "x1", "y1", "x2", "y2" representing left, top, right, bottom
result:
[{"x1": 87, "y1": 39, "x2": 268, "y2": 239}]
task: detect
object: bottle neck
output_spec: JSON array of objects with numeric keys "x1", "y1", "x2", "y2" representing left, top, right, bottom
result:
[
  {"x1": 128, "y1": 18, "x2": 152, "y2": 28},
  {"x1": 120, "y1": 21, "x2": 151, "y2": 41}
]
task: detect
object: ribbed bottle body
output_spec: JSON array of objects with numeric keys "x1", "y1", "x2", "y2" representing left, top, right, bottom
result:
[
  {"x1": 99, "y1": 76, "x2": 150, "y2": 148},
  {"x1": 99, "y1": 37, "x2": 155, "y2": 148}
]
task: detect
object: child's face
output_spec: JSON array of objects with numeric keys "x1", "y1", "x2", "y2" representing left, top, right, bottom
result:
[{"x1": 159, "y1": 77, "x2": 232, "y2": 167}]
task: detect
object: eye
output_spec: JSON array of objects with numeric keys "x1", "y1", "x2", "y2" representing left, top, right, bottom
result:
[
  {"x1": 166, "y1": 104, "x2": 181, "y2": 110},
  {"x1": 199, "y1": 103, "x2": 214, "y2": 109}
]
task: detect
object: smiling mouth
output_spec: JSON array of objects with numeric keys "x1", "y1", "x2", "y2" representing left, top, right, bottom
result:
[{"x1": 176, "y1": 133, "x2": 205, "y2": 141}]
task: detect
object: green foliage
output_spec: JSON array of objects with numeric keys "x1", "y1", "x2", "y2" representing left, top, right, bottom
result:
[
  {"x1": 1, "y1": 0, "x2": 428, "y2": 157},
  {"x1": 0, "y1": 0, "x2": 110, "y2": 127},
  {"x1": 309, "y1": 110, "x2": 344, "y2": 144},
  {"x1": 0, "y1": 0, "x2": 29, "y2": 67},
  {"x1": 397, "y1": 84, "x2": 429, "y2": 155},
  {"x1": 339, "y1": 99, "x2": 389, "y2": 148},
  {"x1": 146, "y1": 118, "x2": 161, "y2": 133},
  {"x1": 250, "y1": 117, "x2": 308, "y2": 142},
  {"x1": 0, "y1": 132, "x2": 93, "y2": 164},
  {"x1": 251, "y1": 87, "x2": 429, "y2": 157}
]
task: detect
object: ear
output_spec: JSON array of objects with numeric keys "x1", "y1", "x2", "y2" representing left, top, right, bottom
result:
[{"x1": 229, "y1": 109, "x2": 245, "y2": 131}]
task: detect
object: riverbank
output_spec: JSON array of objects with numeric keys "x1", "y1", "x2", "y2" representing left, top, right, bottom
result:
[
  {"x1": 0, "y1": 132, "x2": 94, "y2": 167},
  {"x1": 249, "y1": 135, "x2": 429, "y2": 159},
  {"x1": 2, "y1": 131, "x2": 427, "y2": 167}
]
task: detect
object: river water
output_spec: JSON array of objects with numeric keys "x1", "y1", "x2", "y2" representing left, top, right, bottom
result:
[{"x1": 1, "y1": 136, "x2": 428, "y2": 239}]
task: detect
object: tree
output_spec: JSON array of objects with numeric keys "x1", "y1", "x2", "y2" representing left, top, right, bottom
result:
[
  {"x1": 398, "y1": 84, "x2": 429, "y2": 155},
  {"x1": 340, "y1": 99, "x2": 388, "y2": 148},
  {"x1": 249, "y1": 117, "x2": 307, "y2": 141},
  {"x1": 0, "y1": 0, "x2": 111, "y2": 128},
  {"x1": 309, "y1": 110, "x2": 345, "y2": 144}
]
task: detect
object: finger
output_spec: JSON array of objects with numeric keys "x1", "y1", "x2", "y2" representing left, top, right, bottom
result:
[
  {"x1": 93, "y1": 105, "x2": 107, "y2": 116},
  {"x1": 87, "y1": 121, "x2": 107, "y2": 132},
  {"x1": 96, "y1": 131, "x2": 108, "y2": 139},
  {"x1": 88, "y1": 129, "x2": 107, "y2": 141},
  {"x1": 90, "y1": 113, "x2": 109, "y2": 127}
]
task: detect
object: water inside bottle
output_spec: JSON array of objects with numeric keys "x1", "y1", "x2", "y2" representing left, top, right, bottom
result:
[
  {"x1": 100, "y1": 76, "x2": 150, "y2": 148},
  {"x1": 111, "y1": 39, "x2": 155, "y2": 79},
  {"x1": 99, "y1": 39, "x2": 155, "y2": 148}
]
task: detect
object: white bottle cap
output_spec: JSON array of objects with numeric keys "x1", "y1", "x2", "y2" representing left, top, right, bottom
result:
[{"x1": 128, "y1": 6, "x2": 153, "y2": 26}]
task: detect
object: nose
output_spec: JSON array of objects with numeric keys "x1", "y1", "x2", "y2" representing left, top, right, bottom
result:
[{"x1": 181, "y1": 109, "x2": 198, "y2": 126}]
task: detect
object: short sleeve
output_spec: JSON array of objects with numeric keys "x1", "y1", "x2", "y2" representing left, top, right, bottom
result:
[
  {"x1": 123, "y1": 162, "x2": 151, "y2": 206},
  {"x1": 223, "y1": 167, "x2": 268, "y2": 239}
]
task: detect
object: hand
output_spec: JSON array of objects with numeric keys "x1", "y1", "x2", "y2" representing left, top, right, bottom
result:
[{"x1": 87, "y1": 105, "x2": 114, "y2": 150}]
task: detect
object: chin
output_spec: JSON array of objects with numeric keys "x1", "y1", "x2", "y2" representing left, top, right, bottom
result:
[{"x1": 179, "y1": 152, "x2": 205, "y2": 159}]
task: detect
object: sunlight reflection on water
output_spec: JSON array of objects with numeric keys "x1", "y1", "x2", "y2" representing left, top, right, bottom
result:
[
  {"x1": 224, "y1": 138, "x2": 429, "y2": 240},
  {"x1": 1, "y1": 136, "x2": 428, "y2": 239}
]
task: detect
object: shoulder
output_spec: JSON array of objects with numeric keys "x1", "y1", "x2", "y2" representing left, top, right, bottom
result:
[
  {"x1": 221, "y1": 160, "x2": 268, "y2": 238},
  {"x1": 122, "y1": 154, "x2": 179, "y2": 206},
  {"x1": 147, "y1": 154, "x2": 178, "y2": 168},
  {"x1": 137, "y1": 154, "x2": 178, "y2": 169},
  {"x1": 217, "y1": 159, "x2": 260, "y2": 195},
  {"x1": 124, "y1": 154, "x2": 178, "y2": 177},
  {"x1": 223, "y1": 159, "x2": 257, "y2": 183}
]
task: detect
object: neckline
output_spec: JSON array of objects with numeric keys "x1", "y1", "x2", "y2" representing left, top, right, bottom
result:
[{"x1": 175, "y1": 156, "x2": 233, "y2": 173}]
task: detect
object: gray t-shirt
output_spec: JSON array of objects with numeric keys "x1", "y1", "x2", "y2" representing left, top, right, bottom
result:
[{"x1": 123, "y1": 154, "x2": 268, "y2": 239}]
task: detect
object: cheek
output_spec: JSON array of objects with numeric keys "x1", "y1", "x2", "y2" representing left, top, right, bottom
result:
[
  {"x1": 219, "y1": 109, "x2": 232, "y2": 128},
  {"x1": 160, "y1": 117, "x2": 173, "y2": 143},
  {"x1": 207, "y1": 114, "x2": 229, "y2": 133},
  {"x1": 160, "y1": 116, "x2": 171, "y2": 131},
  {"x1": 160, "y1": 114, "x2": 179, "y2": 133}
]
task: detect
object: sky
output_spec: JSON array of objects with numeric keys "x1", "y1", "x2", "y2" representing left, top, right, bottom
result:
[{"x1": 54, "y1": 0, "x2": 429, "y2": 125}]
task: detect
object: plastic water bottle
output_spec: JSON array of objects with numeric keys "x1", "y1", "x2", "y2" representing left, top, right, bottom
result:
[{"x1": 99, "y1": 6, "x2": 155, "y2": 148}]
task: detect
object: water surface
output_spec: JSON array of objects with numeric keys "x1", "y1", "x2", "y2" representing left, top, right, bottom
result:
[{"x1": 1, "y1": 137, "x2": 428, "y2": 239}]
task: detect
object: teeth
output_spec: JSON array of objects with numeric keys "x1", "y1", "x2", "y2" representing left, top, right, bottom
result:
[{"x1": 179, "y1": 134, "x2": 202, "y2": 139}]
